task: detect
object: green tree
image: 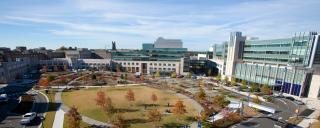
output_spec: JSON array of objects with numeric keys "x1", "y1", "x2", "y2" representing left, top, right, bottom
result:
[
  {"x1": 207, "y1": 69, "x2": 212, "y2": 76},
  {"x1": 223, "y1": 76, "x2": 229, "y2": 84},
  {"x1": 252, "y1": 96, "x2": 261, "y2": 104},
  {"x1": 212, "y1": 94, "x2": 230, "y2": 108},
  {"x1": 261, "y1": 84, "x2": 271, "y2": 94},
  {"x1": 91, "y1": 74, "x2": 97, "y2": 80},
  {"x1": 47, "y1": 75, "x2": 55, "y2": 82},
  {"x1": 250, "y1": 83, "x2": 258, "y2": 92},
  {"x1": 196, "y1": 87, "x2": 207, "y2": 101},
  {"x1": 124, "y1": 74, "x2": 128, "y2": 80},
  {"x1": 120, "y1": 74, "x2": 124, "y2": 80},
  {"x1": 154, "y1": 71, "x2": 161, "y2": 77},
  {"x1": 171, "y1": 72, "x2": 177, "y2": 78},
  {"x1": 241, "y1": 80, "x2": 247, "y2": 89},
  {"x1": 216, "y1": 73, "x2": 221, "y2": 82},
  {"x1": 187, "y1": 72, "x2": 192, "y2": 79},
  {"x1": 231, "y1": 77, "x2": 237, "y2": 86}
]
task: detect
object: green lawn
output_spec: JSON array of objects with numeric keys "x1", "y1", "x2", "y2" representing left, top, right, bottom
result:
[
  {"x1": 62, "y1": 85, "x2": 198, "y2": 128},
  {"x1": 42, "y1": 91, "x2": 56, "y2": 128},
  {"x1": 63, "y1": 114, "x2": 91, "y2": 128}
]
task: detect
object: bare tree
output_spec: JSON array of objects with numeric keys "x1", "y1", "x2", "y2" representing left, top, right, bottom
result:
[
  {"x1": 111, "y1": 114, "x2": 126, "y2": 128},
  {"x1": 66, "y1": 106, "x2": 82, "y2": 128},
  {"x1": 125, "y1": 89, "x2": 135, "y2": 106},
  {"x1": 151, "y1": 93, "x2": 158, "y2": 105},
  {"x1": 147, "y1": 109, "x2": 162, "y2": 127}
]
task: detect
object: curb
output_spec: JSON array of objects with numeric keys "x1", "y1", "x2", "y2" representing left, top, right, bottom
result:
[{"x1": 37, "y1": 90, "x2": 50, "y2": 128}]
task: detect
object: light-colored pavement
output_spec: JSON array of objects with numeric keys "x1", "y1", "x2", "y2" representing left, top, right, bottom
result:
[
  {"x1": 54, "y1": 87, "x2": 112, "y2": 127},
  {"x1": 297, "y1": 110, "x2": 320, "y2": 128},
  {"x1": 52, "y1": 109, "x2": 65, "y2": 128}
]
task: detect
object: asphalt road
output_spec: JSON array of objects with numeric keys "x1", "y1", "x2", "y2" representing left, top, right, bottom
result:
[
  {"x1": 0, "y1": 81, "x2": 48, "y2": 128},
  {"x1": 232, "y1": 98, "x2": 302, "y2": 128}
]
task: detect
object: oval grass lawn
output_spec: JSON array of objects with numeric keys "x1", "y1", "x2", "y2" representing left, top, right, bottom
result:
[{"x1": 62, "y1": 85, "x2": 198, "y2": 128}]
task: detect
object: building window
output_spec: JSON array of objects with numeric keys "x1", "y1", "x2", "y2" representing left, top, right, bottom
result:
[
  {"x1": 172, "y1": 68, "x2": 176, "y2": 71},
  {"x1": 154, "y1": 63, "x2": 157, "y2": 66},
  {"x1": 150, "y1": 63, "x2": 152, "y2": 66},
  {"x1": 132, "y1": 63, "x2": 134, "y2": 65},
  {"x1": 173, "y1": 64, "x2": 176, "y2": 66},
  {"x1": 128, "y1": 63, "x2": 130, "y2": 65},
  {"x1": 158, "y1": 68, "x2": 162, "y2": 70},
  {"x1": 168, "y1": 64, "x2": 171, "y2": 66},
  {"x1": 149, "y1": 68, "x2": 153, "y2": 70},
  {"x1": 164, "y1": 64, "x2": 166, "y2": 66},
  {"x1": 163, "y1": 68, "x2": 166, "y2": 70},
  {"x1": 168, "y1": 68, "x2": 171, "y2": 70},
  {"x1": 136, "y1": 63, "x2": 139, "y2": 65},
  {"x1": 159, "y1": 63, "x2": 162, "y2": 66},
  {"x1": 124, "y1": 63, "x2": 126, "y2": 65}
]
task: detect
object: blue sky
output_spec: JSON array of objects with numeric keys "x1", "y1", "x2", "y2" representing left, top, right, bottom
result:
[{"x1": 0, "y1": 0, "x2": 319, "y2": 50}]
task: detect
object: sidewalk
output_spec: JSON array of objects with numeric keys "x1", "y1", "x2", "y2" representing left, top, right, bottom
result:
[
  {"x1": 52, "y1": 109, "x2": 65, "y2": 128},
  {"x1": 219, "y1": 84, "x2": 266, "y2": 102},
  {"x1": 297, "y1": 110, "x2": 320, "y2": 128}
]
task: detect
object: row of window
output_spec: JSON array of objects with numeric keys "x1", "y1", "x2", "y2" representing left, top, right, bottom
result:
[
  {"x1": 118, "y1": 62, "x2": 176, "y2": 67},
  {"x1": 120, "y1": 62, "x2": 139, "y2": 66},
  {"x1": 149, "y1": 63, "x2": 176, "y2": 66},
  {"x1": 149, "y1": 67, "x2": 176, "y2": 71}
]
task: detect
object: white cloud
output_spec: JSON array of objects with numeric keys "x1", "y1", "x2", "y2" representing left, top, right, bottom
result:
[{"x1": 0, "y1": 0, "x2": 319, "y2": 50}]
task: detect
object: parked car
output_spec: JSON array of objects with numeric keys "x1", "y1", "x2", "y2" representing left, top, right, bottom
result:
[
  {"x1": 273, "y1": 93, "x2": 285, "y2": 98},
  {"x1": 177, "y1": 75, "x2": 184, "y2": 78},
  {"x1": 26, "y1": 90, "x2": 38, "y2": 96},
  {"x1": 285, "y1": 96, "x2": 295, "y2": 101},
  {"x1": 0, "y1": 94, "x2": 8, "y2": 103},
  {"x1": 20, "y1": 112, "x2": 36, "y2": 125}
]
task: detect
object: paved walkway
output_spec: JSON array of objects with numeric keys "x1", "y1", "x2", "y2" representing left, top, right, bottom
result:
[
  {"x1": 297, "y1": 110, "x2": 320, "y2": 128},
  {"x1": 52, "y1": 109, "x2": 65, "y2": 128},
  {"x1": 175, "y1": 93, "x2": 203, "y2": 128}
]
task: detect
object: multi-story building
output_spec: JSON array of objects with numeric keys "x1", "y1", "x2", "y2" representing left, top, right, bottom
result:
[
  {"x1": 0, "y1": 47, "x2": 47, "y2": 83},
  {"x1": 211, "y1": 32, "x2": 320, "y2": 99},
  {"x1": 111, "y1": 37, "x2": 188, "y2": 75}
]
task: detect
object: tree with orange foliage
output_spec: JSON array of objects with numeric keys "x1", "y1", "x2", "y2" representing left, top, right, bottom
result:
[
  {"x1": 66, "y1": 106, "x2": 82, "y2": 128},
  {"x1": 125, "y1": 89, "x2": 135, "y2": 105},
  {"x1": 172, "y1": 100, "x2": 187, "y2": 116},
  {"x1": 151, "y1": 93, "x2": 158, "y2": 105},
  {"x1": 39, "y1": 78, "x2": 49, "y2": 88},
  {"x1": 147, "y1": 109, "x2": 162, "y2": 127},
  {"x1": 95, "y1": 91, "x2": 106, "y2": 108},
  {"x1": 95, "y1": 91, "x2": 113, "y2": 114},
  {"x1": 140, "y1": 75, "x2": 145, "y2": 81}
]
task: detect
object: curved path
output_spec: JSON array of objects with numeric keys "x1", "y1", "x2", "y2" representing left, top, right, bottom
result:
[
  {"x1": 55, "y1": 86, "x2": 203, "y2": 128},
  {"x1": 52, "y1": 71, "x2": 204, "y2": 128}
]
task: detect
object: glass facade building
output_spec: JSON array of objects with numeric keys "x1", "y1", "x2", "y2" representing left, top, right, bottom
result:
[{"x1": 211, "y1": 32, "x2": 320, "y2": 98}]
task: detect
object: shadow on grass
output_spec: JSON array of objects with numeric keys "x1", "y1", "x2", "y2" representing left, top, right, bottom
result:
[
  {"x1": 137, "y1": 103, "x2": 160, "y2": 107},
  {"x1": 125, "y1": 118, "x2": 148, "y2": 124},
  {"x1": 31, "y1": 102, "x2": 61, "y2": 113},
  {"x1": 162, "y1": 122, "x2": 186, "y2": 128},
  {"x1": 113, "y1": 108, "x2": 139, "y2": 113}
]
